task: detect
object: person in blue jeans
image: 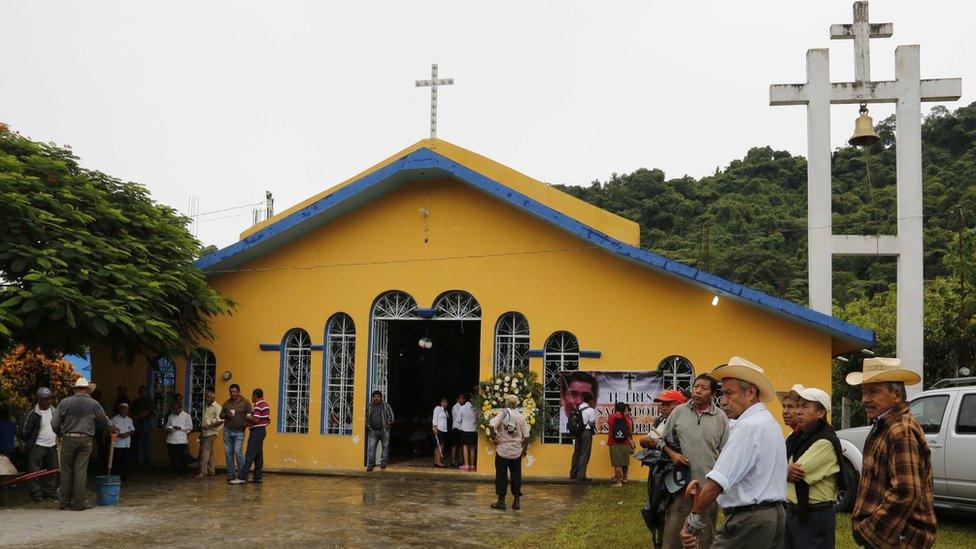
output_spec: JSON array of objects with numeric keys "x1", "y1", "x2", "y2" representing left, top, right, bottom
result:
[
  {"x1": 365, "y1": 391, "x2": 394, "y2": 471},
  {"x1": 219, "y1": 384, "x2": 251, "y2": 483}
]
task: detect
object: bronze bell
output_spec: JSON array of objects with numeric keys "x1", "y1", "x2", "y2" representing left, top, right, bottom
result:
[{"x1": 849, "y1": 104, "x2": 880, "y2": 147}]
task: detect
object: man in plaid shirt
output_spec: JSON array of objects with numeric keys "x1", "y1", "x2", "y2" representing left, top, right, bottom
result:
[{"x1": 846, "y1": 358, "x2": 936, "y2": 549}]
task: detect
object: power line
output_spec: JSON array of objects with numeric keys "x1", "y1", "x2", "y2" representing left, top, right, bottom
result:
[
  {"x1": 207, "y1": 246, "x2": 599, "y2": 274},
  {"x1": 196, "y1": 201, "x2": 264, "y2": 217},
  {"x1": 196, "y1": 211, "x2": 255, "y2": 224}
]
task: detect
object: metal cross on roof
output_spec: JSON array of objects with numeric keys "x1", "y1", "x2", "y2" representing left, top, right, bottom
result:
[{"x1": 415, "y1": 63, "x2": 454, "y2": 139}]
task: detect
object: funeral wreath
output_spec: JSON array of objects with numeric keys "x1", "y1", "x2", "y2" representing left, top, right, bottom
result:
[{"x1": 472, "y1": 370, "x2": 544, "y2": 440}]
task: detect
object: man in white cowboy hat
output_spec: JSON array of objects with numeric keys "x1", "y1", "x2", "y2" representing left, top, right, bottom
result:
[
  {"x1": 846, "y1": 357, "x2": 936, "y2": 549},
  {"x1": 51, "y1": 377, "x2": 118, "y2": 511},
  {"x1": 680, "y1": 357, "x2": 787, "y2": 549},
  {"x1": 783, "y1": 385, "x2": 844, "y2": 549}
]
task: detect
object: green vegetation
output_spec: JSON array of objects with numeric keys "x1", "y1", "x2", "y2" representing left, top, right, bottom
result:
[
  {"x1": 489, "y1": 482, "x2": 976, "y2": 548},
  {"x1": 558, "y1": 103, "x2": 976, "y2": 423},
  {"x1": 0, "y1": 127, "x2": 233, "y2": 360}
]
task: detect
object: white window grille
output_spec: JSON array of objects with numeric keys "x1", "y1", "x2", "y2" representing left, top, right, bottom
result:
[
  {"x1": 432, "y1": 291, "x2": 481, "y2": 320},
  {"x1": 370, "y1": 291, "x2": 419, "y2": 396},
  {"x1": 187, "y1": 348, "x2": 216, "y2": 429},
  {"x1": 323, "y1": 313, "x2": 355, "y2": 435},
  {"x1": 150, "y1": 356, "x2": 176, "y2": 428},
  {"x1": 657, "y1": 355, "x2": 695, "y2": 395},
  {"x1": 494, "y1": 312, "x2": 529, "y2": 375},
  {"x1": 280, "y1": 328, "x2": 312, "y2": 434},
  {"x1": 542, "y1": 331, "x2": 579, "y2": 444}
]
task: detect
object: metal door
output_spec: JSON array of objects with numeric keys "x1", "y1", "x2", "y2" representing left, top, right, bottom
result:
[
  {"x1": 946, "y1": 392, "x2": 976, "y2": 500},
  {"x1": 909, "y1": 393, "x2": 952, "y2": 497}
]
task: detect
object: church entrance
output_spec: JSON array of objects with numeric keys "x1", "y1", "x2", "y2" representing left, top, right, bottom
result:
[
  {"x1": 367, "y1": 290, "x2": 482, "y2": 467},
  {"x1": 385, "y1": 319, "x2": 480, "y2": 463}
]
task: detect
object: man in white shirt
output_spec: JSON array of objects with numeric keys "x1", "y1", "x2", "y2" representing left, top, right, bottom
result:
[
  {"x1": 681, "y1": 357, "x2": 787, "y2": 549},
  {"x1": 457, "y1": 395, "x2": 478, "y2": 471},
  {"x1": 569, "y1": 400, "x2": 598, "y2": 482},
  {"x1": 450, "y1": 394, "x2": 465, "y2": 467},
  {"x1": 164, "y1": 401, "x2": 194, "y2": 474},
  {"x1": 110, "y1": 402, "x2": 136, "y2": 481},
  {"x1": 21, "y1": 387, "x2": 58, "y2": 501}
]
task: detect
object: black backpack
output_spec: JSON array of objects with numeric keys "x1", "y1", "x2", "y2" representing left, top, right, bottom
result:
[
  {"x1": 611, "y1": 415, "x2": 629, "y2": 442},
  {"x1": 567, "y1": 407, "x2": 585, "y2": 437}
]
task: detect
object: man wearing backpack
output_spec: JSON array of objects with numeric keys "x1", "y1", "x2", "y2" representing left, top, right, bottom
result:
[{"x1": 568, "y1": 396, "x2": 598, "y2": 482}]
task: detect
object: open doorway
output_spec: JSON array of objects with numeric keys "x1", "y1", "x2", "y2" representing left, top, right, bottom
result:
[{"x1": 385, "y1": 319, "x2": 480, "y2": 465}]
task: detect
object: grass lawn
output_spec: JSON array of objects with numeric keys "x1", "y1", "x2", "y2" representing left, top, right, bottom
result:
[{"x1": 488, "y1": 482, "x2": 976, "y2": 548}]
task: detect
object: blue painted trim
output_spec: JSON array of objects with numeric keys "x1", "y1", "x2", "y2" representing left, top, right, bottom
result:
[
  {"x1": 183, "y1": 357, "x2": 190, "y2": 414},
  {"x1": 310, "y1": 344, "x2": 324, "y2": 351},
  {"x1": 259, "y1": 343, "x2": 280, "y2": 351},
  {"x1": 579, "y1": 351, "x2": 602, "y2": 359},
  {"x1": 527, "y1": 350, "x2": 544, "y2": 358},
  {"x1": 414, "y1": 307, "x2": 436, "y2": 319},
  {"x1": 195, "y1": 147, "x2": 875, "y2": 349},
  {"x1": 276, "y1": 333, "x2": 288, "y2": 434}
]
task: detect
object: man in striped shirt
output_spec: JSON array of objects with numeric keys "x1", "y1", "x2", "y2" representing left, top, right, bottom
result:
[{"x1": 231, "y1": 388, "x2": 271, "y2": 484}]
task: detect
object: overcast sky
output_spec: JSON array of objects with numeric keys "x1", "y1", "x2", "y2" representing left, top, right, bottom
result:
[{"x1": 2, "y1": 1, "x2": 972, "y2": 248}]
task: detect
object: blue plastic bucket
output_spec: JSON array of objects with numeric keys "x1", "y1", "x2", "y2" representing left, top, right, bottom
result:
[{"x1": 95, "y1": 475, "x2": 121, "y2": 506}]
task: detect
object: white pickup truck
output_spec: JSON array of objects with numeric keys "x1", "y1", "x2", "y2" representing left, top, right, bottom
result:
[{"x1": 836, "y1": 378, "x2": 976, "y2": 513}]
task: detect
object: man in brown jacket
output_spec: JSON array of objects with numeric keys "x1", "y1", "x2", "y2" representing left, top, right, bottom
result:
[{"x1": 847, "y1": 357, "x2": 936, "y2": 549}]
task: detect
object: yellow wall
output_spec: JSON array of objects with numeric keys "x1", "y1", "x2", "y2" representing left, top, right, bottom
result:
[{"x1": 94, "y1": 175, "x2": 832, "y2": 479}]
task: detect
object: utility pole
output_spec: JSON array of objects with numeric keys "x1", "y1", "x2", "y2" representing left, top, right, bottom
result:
[{"x1": 957, "y1": 209, "x2": 969, "y2": 377}]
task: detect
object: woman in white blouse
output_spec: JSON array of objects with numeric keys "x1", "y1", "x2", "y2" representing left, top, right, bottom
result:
[{"x1": 431, "y1": 397, "x2": 449, "y2": 468}]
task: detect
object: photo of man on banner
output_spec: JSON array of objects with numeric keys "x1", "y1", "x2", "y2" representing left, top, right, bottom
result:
[{"x1": 560, "y1": 370, "x2": 666, "y2": 435}]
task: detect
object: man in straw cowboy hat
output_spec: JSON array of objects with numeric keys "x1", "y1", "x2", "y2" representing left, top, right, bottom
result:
[
  {"x1": 51, "y1": 377, "x2": 118, "y2": 510},
  {"x1": 680, "y1": 357, "x2": 787, "y2": 549},
  {"x1": 847, "y1": 357, "x2": 936, "y2": 548},
  {"x1": 783, "y1": 385, "x2": 844, "y2": 549}
]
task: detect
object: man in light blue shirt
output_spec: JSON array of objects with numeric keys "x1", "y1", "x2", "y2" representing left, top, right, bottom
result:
[{"x1": 680, "y1": 357, "x2": 787, "y2": 549}]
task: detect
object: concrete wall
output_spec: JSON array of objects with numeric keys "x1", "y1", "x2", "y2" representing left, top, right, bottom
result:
[{"x1": 93, "y1": 176, "x2": 833, "y2": 478}]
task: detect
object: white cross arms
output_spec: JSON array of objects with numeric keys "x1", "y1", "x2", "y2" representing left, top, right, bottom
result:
[
  {"x1": 415, "y1": 63, "x2": 454, "y2": 139},
  {"x1": 829, "y1": 1, "x2": 892, "y2": 82},
  {"x1": 769, "y1": 46, "x2": 961, "y2": 106}
]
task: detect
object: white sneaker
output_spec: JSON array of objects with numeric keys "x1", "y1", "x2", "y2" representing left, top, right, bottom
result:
[{"x1": 229, "y1": 479, "x2": 246, "y2": 485}]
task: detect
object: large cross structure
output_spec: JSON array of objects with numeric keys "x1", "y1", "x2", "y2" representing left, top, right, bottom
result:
[
  {"x1": 415, "y1": 63, "x2": 454, "y2": 139},
  {"x1": 770, "y1": 1, "x2": 961, "y2": 391}
]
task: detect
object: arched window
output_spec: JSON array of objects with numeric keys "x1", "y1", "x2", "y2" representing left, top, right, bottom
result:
[
  {"x1": 494, "y1": 312, "x2": 529, "y2": 375},
  {"x1": 432, "y1": 290, "x2": 482, "y2": 320},
  {"x1": 280, "y1": 328, "x2": 312, "y2": 434},
  {"x1": 323, "y1": 313, "x2": 355, "y2": 435},
  {"x1": 149, "y1": 356, "x2": 176, "y2": 428},
  {"x1": 542, "y1": 331, "x2": 580, "y2": 444},
  {"x1": 187, "y1": 348, "x2": 216, "y2": 429},
  {"x1": 657, "y1": 355, "x2": 695, "y2": 395}
]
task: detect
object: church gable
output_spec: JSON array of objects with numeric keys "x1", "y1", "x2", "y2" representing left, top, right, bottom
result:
[{"x1": 197, "y1": 141, "x2": 874, "y2": 353}]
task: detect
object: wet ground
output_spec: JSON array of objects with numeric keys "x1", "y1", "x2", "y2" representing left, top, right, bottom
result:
[{"x1": 0, "y1": 471, "x2": 589, "y2": 547}]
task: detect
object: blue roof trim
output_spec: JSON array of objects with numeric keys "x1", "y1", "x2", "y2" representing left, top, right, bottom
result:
[{"x1": 197, "y1": 148, "x2": 875, "y2": 348}]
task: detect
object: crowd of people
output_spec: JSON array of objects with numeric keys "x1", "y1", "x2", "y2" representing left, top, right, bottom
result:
[
  {"x1": 4, "y1": 380, "x2": 271, "y2": 510},
  {"x1": 4, "y1": 355, "x2": 940, "y2": 547},
  {"x1": 573, "y1": 355, "x2": 934, "y2": 549}
]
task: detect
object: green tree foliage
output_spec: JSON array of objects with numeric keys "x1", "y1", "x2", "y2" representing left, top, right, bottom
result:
[
  {"x1": 558, "y1": 102, "x2": 976, "y2": 305},
  {"x1": 0, "y1": 128, "x2": 233, "y2": 359}
]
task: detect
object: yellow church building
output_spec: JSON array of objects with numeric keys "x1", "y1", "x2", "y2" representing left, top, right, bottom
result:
[{"x1": 92, "y1": 138, "x2": 874, "y2": 479}]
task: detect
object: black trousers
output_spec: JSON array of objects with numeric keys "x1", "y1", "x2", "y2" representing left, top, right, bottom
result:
[
  {"x1": 167, "y1": 443, "x2": 187, "y2": 473},
  {"x1": 239, "y1": 427, "x2": 266, "y2": 481},
  {"x1": 27, "y1": 445, "x2": 58, "y2": 498},
  {"x1": 113, "y1": 446, "x2": 130, "y2": 481},
  {"x1": 785, "y1": 507, "x2": 835, "y2": 549},
  {"x1": 494, "y1": 454, "x2": 522, "y2": 499}
]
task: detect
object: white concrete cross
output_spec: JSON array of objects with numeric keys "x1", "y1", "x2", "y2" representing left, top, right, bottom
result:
[
  {"x1": 415, "y1": 63, "x2": 454, "y2": 139},
  {"x1": 769, "y1": 1, "x2": 961, "y2": 392}
]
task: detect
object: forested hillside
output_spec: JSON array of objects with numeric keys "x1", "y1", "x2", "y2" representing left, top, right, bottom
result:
[{"x1": 558, "y1": 103, "x2": 976, "y2": 399}]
